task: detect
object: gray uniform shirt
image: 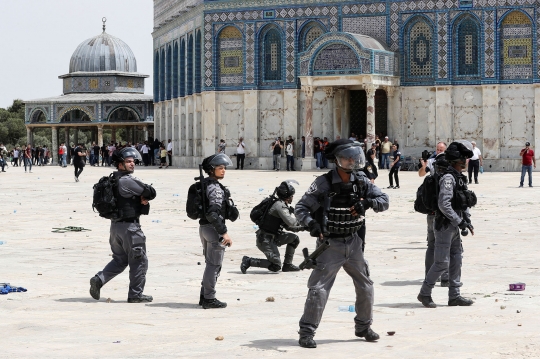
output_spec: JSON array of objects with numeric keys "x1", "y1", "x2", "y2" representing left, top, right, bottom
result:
[
  {"x1": 268, "y1": 199, "x2": 303, "y2": 231},
  {"x1": 205, "y1": 179, "x2": 228, "y2": 234},
  {"x1": 118, "y1": 173, "x2": 146, "y2": 199},
  {"x1": 295, "y1": 170, "x2": 390, "y2": 227},
  {"x1": 438, "y1": 172, "x2": 466, "y2": 227}
]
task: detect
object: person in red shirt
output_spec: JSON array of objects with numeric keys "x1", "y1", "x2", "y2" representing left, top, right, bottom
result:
[{"x1": 519, "y1": 141, "x2": 536, "y2": 187}]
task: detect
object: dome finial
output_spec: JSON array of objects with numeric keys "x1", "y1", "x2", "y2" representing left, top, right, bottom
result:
[{"x1": 102, "y1": 17, "x2": 107, "y2": 32}]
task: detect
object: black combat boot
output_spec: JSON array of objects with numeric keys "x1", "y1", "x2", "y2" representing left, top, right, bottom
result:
[
  {"x1": 127, "y1": 294, "x2": 153, "y2": 303},
  {"x1": 203, "y1": 298, "x2": 227, "y2": 309},
  {"x1": 199, "y1": 294, "x2": 204, "y2": 306},
  {"x1": 355, "y1": 327, "x2": 380, "y2": 342},
  {"x1": 417, "y1": 294, "x2": 437, "y2": 308},
  {"x1": 240, "y1": 256, "x2": 251, "y2": 274},
  {"x1": 448, "y1": 296, "x2": 474, "y2": 306},
  {"x1": 89, "y1": 275, "x2": 102, "y2": 300},
  {"x1": 299, "y1": 335, "x2": 317, "y2": 348},
  {"x1": 440, "y1": 279, "x2": 450, "y2": 287},
  {"x1": 282, "y1": 263, "x2": 300, "y2": 272}
]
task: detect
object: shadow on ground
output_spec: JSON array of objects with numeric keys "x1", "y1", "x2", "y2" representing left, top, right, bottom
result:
[
  {"x1": 379, "y1": 279, "x2": 423, "y2": 286},
  {"x1": 145, "y1": 302, "x2": 198, "y2": 309},
  {"x1": 375, "y1": 302, "x2": 422, "y2": 309},
  {"x1": 241, "y1": 338, "x2": 361, "y2": 351},
  {"x1": 56, "y1": 297, "x2": 103, "y2": 303}
]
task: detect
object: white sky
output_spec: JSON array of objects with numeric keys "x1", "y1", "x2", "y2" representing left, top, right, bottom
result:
[{"x1": 0, "y1": 0, "x2": 153, "y2": 109}]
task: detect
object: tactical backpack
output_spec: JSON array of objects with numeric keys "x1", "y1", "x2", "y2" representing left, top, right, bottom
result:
[
  {"x1": 250, "y1": 196, "x2": 278, "y2": 225},
  {"x1": 186, "y1": 181, "x2": 205, "y2": 220},
  {"x1": 92, "y1": 174, "x2": 118, "y2": 219},
  {"x1": 414, "y1": 173, "x2": 439, "y2": 214}
]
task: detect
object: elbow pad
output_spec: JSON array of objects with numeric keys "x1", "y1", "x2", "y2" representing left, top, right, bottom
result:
[
  {"x1": 141, "y1": 184, "x2": 157, "y2": 200},
  {"x1": 206, "y1": 210, "x2": 228, "y2": 234}
]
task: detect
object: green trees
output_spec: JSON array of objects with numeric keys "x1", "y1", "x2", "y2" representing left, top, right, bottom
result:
[{"x1": 0, "y1": 100, "x2": 27, "y2": 147}]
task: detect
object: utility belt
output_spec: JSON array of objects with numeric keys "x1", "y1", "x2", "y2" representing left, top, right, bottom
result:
[
  {"x1": 325, "y1": 234, "x2": 355, "y2": 242},
  {"x1": 115, "y1": 217, "x2": 140, "y2": 223},
  {"x1": 327, "y1": 207, "x2": 364, "y2": 235},
  {"x1": 256, "y1": 229, "x2": 278, "y2": 241}
]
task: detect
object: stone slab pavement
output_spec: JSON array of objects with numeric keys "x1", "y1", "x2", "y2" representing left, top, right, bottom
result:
[{"x1": 0, "y1": 165, "x2": 539, "y2": 358}]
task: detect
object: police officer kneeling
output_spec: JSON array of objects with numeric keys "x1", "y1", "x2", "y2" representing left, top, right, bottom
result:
[
  {"x1": 295, "y1": 139, "x2": 389, "y2": 348},
  {"x1": 418, "y1": 141, "x2": 476, "y2": 308},
  {"x1": 241, "y1": 180, "x2": 304, "y2": 274},
  {"x1": 89, "y1": 147, "x2": 156, "y2": 303}
]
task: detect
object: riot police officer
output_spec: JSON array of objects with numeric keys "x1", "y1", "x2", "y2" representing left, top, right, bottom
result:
[
  {"x1": 198, "y1": 153, "x2": 238, "y2": 309},
  {"x1": 418, "y1": 141, "x2": 476, "y2": 308},
  {"x1": 89, "y1": 147, "x2": 157, "y2": 303},
  {"x1": 295, "y1": 139, "x2": 389, "y2": 348},
  {"x1": 240, "y1": 180, "x2": 304, "y2": 274}
]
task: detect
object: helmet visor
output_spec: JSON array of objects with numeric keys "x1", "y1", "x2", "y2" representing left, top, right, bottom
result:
[
  {"x1": 335, "y1": 145, "x2": 366, "y2": 171},
  {"x1": 121, "y1": 148, "x2": 142, "y2": 162},
  {"x1": 455, "y1": 140, "x2": 473, "y2": 151},
  {"x1": 209, "y1": 153, "x2": 233, "y2": 168}
]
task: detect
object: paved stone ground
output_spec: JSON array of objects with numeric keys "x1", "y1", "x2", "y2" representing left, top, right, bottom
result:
[{"x1": 1, "y1": 164, "x2": 539, "y2": 358}]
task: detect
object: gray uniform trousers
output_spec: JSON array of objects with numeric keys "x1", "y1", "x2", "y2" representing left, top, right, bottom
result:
[
  {"x1": 425, "y1": 214, "x2": 449, "y2": 281},
  {"x1": 299, "y1": 233, "x2": 374, "y2": 337},
  {"x1": 420, "y1": 223, "x2": 463, "y2": 299},
  {"x1": 250, "y1": 230, "x2": 298, "y2": 269},
  {"x1": 96, "y1": 221, "x2": 148, "y2": 298},
  {"x1": 199, "y1": 224, "x2": 225, "y2": 300}
]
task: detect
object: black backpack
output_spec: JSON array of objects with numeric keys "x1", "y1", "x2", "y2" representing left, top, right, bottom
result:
[
  {"x1": 92, "y1": 174, "x2": 118, "y2": 219},
  {"x1": 186, "y1": 181, "x2": 206, "y2": 220},
  {"x1": 414, "y1": 173, "x2": 439, "y2": 214},
  {"x1": 250, "y1": 195, "x2": 278, "y2": 225}
]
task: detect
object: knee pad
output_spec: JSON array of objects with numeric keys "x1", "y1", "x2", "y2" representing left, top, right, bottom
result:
[
  {"x1": 268, "y1": 263, "x2": 281, "y2": 272},
  {"x1": 291, "y1": 237, "x2": 300, "y2": 249}
]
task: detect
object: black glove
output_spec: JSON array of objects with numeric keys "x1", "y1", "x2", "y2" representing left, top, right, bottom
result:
[
  {"x1": 458, "y1": 220, "x2": 468, "y2": 230},
  {"x1": 353, "y1": 200, "x2": 368, "y2": 216},
  {"x1": 361, "y1": 198, "x2": 372, "y2": 210},
  {"x1": 308, "y1": 219, "x2": 322, "y2": 238},
  {"x1": 288, "y1": 206, "x2": 294, "y2": 215}
]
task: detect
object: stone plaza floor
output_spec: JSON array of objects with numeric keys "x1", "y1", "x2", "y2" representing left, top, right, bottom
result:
[{"x1": 1, "y1": 164, "x2": 539, "y2": 358}]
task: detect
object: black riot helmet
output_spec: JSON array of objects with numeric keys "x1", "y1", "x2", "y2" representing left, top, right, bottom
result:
[
  {"x1": 445, "y1": 141, "x2": 473, "y2": 169},
  {"x1": 201, "y1": 153, "x2": 233, "y2": 174},
  {"x1": 275, "y1": 180, "x2": 299, "y2": 200},
  {"x1": 434, "y1": 152, "x2": 449, "y2": 173},
  {"x1": 324, "y1": 139, "x2": 366, "y2": 173},
  {"x1": 111, "y1": 147, "x2": 142, "y2": 167}
]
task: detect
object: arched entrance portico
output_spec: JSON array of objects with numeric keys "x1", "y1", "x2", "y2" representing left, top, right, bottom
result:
[
  {"x1": 107, "y1": 107, "x2": 141, "y2": 122},
  {"x1": 349, "y1": 89, "x2": 388, "y2": 140}
]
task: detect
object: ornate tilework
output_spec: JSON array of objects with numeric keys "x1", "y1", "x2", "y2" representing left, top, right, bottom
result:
[
  {"x1": 299, "y1": 24, "x2": 324, "y2": 52},
  {"x1": 454, "y1": 15, "x2": 480, "y2": 77},
  {"x1": 500, "y1": 11, "x2": 533, "y2": 79},
  {"x1": 406, "y1": 18, "x2": 434, "y2": 79},
  {"x1": 342, "y1": 16, "x2": 387, "y2": 45},
  {"x1": 218, "y1": 26, "x2": 243, "y2": 87},
  {"x1": 437, "y1": 12, "x2": 448, "y2": 78},
  {"x1": 313, "y1": 44, "x2": 361, "y2": 75},
  {"x1": 484, "y1": 10, "x2": 495, "y2": 78},
  {"x1": 245, "y1": 23, "x2": 255, "y2": 84},
  {"x1": 285, "y1": 21, "x2": 296, "y2": 83},
  {"x1": 261, "y1": 27, "x2": 282, "y2": 82}
]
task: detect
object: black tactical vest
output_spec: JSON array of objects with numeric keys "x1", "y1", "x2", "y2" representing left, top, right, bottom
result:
[
  {"x1": 450, "y1": 172, "x2": 477, "y2": 211},
  {"x1": 326, "y1": 182, "x2": 365, "y2": 236},
  {"x1": 115, "y1": 172, "x2": 143, "y2": 220},
  {"x1": 258, "y1": 203, "x2": 285, "y2": 235}
]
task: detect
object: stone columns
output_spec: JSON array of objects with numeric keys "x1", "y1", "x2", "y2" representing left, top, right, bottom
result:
[
  {"x1": 143, "y1": 125, "x2": 149, "y2": 142},
  {"x1": 26, "y1": 126, "x2": 33, "y2": 146},
  {"x1": 97, "y1": 125, "x2": 104, "y2": 147},
  {"x1": 482, "y1": 85, "x2": 500, "y2": 160},
  {"x1": 284, "y1": 89, "x2": 299, "y2": 140},
  {"x1": 333, "y1": 89, "x2": 343, "y2": 140},
  {"x1": 386, "y1": 86, "x2": 399, "y2": 141},
  {"x1": 111, "y1": 127, "x2": 117, "y2": 142},
  {"x1": 365, "y1": 85, "x2": 377, "y2": 144},
  {"x1": 64, "y1": 127, "x2": 70, "y2": 146},
  {"x1": 201, "y1": 91, "x2": 217, "y2": 158},
  {"x1": 51, "y1": 127, "x2": 58, "y2": 165},
  {"x1": 74, "y1": 128, "x2": 79, "y2": 145},
  {"x1": 302, "y1": 85, "x2": 316, "y2": 158},
  {"x1": 324, "y1": 87, "x2": 336, "y2": 141},
  {"x1": 243, "y1": 90, "x2": 259, "y2": 158}
]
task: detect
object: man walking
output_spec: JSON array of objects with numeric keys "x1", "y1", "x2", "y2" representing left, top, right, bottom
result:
[
  {"x1": 286, "y1": 137, "x2": 295, "y2": 171},
  {"x1": 23, "y1": 144, "x2": 33, "y2": 173},
  {"x1": 387, "y1": 144, "x2": 401, "y2": 189},
  {"x1": 272, "y1": 137, "x2": 283, "y2": 171},
  {"x1": 73, "y1": 143, "x2": 86, "y2": 182},
  {"x1": 468, "y1": 141, "x2": 482, "y2": 184},
  {"x1": 141, "y1": 141, "x2": 150, "y2": 166},
  {"x1": 93, "y1": 142, "x2": 101, "y2": 166},
  {"x1": 0, "y1": 143, "x2": 7, "y2": 172},
  {"x1": 380, "y1": 136, "x2": 392, "y2": 169},
  {"x1": 167, "y1": 139, "x2": 173, "y2": 167},
  {"x1": 519, "y1": 141, "x2": 536, "y2": 187},
  {"x1": 236, "y1": 137, "x2": 246, "y2": 170}
]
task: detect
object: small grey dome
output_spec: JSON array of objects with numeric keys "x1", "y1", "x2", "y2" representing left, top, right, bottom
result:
[{"x1": 69, "y1": 31, "x2": 137, "y2": 73}]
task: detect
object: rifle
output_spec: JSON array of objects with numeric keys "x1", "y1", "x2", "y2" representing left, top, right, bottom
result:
[
  {"x1": 195, "y1": 164, "x2": 207, "y2": 218},
  {"x1": 299, "y1": 240, "x2": 330, "y2": 270},
  {"x1": 321, "y1": 193, "x2": 331, "y2": 236}
]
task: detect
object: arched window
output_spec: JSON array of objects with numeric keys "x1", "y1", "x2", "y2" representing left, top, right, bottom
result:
[
  {"x1": 187, "y1": 34, "x2": 193, "y2": 95},
  {"x1": 218, "y1": 26, "x2": 243, "y2": 87},
  {"x1": 154, "y1": 51, "x2": 159, "y2": 102},
  {"x1": 180, "y1": 39, "x2": 186, "y2": 97},
  {"x1": 404, "y1": 18, "x2": 434, "y2": 80},
  {"x1": 195, "y1": 30, "x2": 202, "y2": 93},
  {"x1": 173, "y1": 42, "x2": 179, "y2": 98},
  {"x1": 454, "y1": 15, "x2": 480, "y2": 78},
  {"x1": 261, "y1": 27, "x2": 282, "y2": 82},
  {"x1": 299, "y1": 23, "x2": 325, "y2": 52},
  {"x1": 166, "y1": 45, "x2": 172, "y2": 100},
  {"x1": 500, "y1": 11, "x2": 532, "y2": 80},
  {"x1": 159, "y1": 49, "x2": 165, "y2": 101}
]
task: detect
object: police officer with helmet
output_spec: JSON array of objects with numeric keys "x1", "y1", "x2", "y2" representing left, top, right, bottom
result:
[
  {"x1": 89, "y1": 147, "x2": 157, "y2": 303},
  {"x1": 418, "y1": 141, "x2": 476, "y2": 308},
  {"x1": 294, "y1": 139, "x2": 389, "y2": 349},
  {"x1": 198, "y1": 153, "x2": 239, "y2": 309},
  {"x1": 240, "y1": 180, "x2": 304, "y2": 274}
]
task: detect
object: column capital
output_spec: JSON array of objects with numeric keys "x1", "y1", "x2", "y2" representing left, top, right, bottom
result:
[
  {"x1": 97, "y1": 124, "x2": 104, "y2": 130},
  {"x1": 302, "y1": 85, "x2": 316, "y2": 97},
  {"x1": 365, "y1": 85, "x2": 377, "y2": 97},
  {"x1": 385, "y1": 86, "x2": 396, "y2": 97},
  {"x1": 325, "y1": 87, "x2": 337, "y2": 98}
]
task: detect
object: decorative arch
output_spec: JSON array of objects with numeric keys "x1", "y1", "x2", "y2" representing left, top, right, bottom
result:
[
  {"x1": 154, "y1": 51, "x2": 160, "y2": 103},
  {"x1": 195, "y1": 30, "x2": 202, "y2": 93},
  {"x1": 59, "y1": 107, "x2": 92, "y2": 122},
  {"x1": 159, "y1": 48, "x2": 165, "y2": 101},
  {"x1": 166, "y1": 44, "x2": 172, "y2": 100},
  {"x1": 453, "y1": 13, "x2": 481, "y2": 78},
  {"x1": 298, "y1": 21, "x2": 326, "y2": 52},
  {"x1": 29, "y1": 108, "x2": 48, "y2": 123},
  {"x1": 217, "y1": 25, "x2": 244, "y2": 88},
  {"x1": 107, "y1": 106, "x2": 142, "y2": 122},
  {"x1": 173, "y1": 42, "x2": 179, "y2": 98},
  {"x1": 403, "y1": 16, "x2": 435, "y2": 81},
  {"x1": 180, "y1": 39, "x2": 186, "y2": 97},
  {"x1": 499, "y1": 10, "x2": 533, "y2": 80},
  {"x1": 312, "y1": 42, "x2": 362, "y2": 75},
  {"x1": 187, "y1": 34, "x2": 194, "y2": 95},
  {"x1": 259, "y1": 24, "x2": 284, "y2": 83}
]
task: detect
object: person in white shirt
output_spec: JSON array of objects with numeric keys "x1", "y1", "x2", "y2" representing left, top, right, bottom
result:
[
  {"x1": 236, "y1": 137, "x2": 246, "y2": 170},
  {"x1": 468, "y1": 141, "x2": 483, "y2": 184},
  {"x1": 286, "y1": 136, "x2": 296, "y2": 171},
  {"x1": 141, "y1": 141, "x2": 150, "y2": 166},
  {"x1": 167, "y1": 139, "x2": 173, "y2": 167}
]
